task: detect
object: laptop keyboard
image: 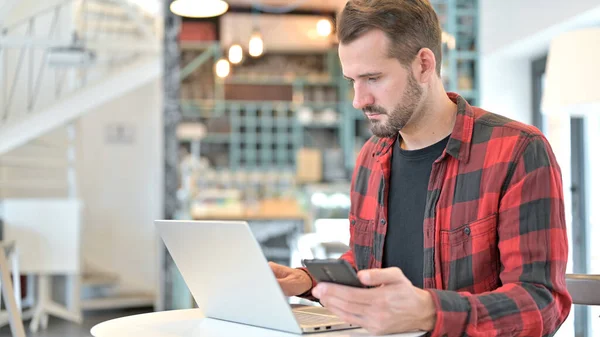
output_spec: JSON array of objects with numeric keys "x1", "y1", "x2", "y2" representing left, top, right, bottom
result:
[{"x1": 293, "y1": 309, "x2": 345, "y2": 325}]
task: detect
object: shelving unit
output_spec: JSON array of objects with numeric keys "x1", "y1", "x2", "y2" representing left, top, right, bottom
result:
[
  {"x1": 179, "y1": 48, "x2": 345, "y2": 175},
  {"x1": 178, "y1": 0, "x2": 480, "y2": 174}
]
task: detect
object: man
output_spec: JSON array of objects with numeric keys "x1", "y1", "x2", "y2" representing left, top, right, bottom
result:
[{"x1": 269, "y1": 0, "x2": 572, "y2": 335}]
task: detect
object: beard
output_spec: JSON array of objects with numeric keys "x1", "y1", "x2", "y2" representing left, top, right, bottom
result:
[{"x1": 363, "y1": 72, "x2": 423, "y2": 138}]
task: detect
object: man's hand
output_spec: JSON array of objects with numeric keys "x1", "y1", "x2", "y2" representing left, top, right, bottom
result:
[
  {"x1": 312, "y1": 267, "x2": 436, "y2": 335},
  {"x1": 268, "y1": 262, "x2": 313, "y2": 297}
]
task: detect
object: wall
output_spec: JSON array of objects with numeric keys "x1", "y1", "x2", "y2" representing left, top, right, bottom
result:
[
  {"x1": 480, "y1": 0, "x2": 600, "y2": 57},
  {"x1": 479, "y1": 57, "x2": 532, "y2": 124},
  {"x1": 78, "y1": 80, "x2": 163, "y2": 293},
  {"x1": 479, "y1": 0, "x2": 600, "y2": 124}
]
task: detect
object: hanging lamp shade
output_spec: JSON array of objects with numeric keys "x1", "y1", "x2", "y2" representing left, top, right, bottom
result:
[
  {"x1": 170, "y1": 0, "x2": 229, "y2": 18},
  {"x1": 248, "y1": 31, "x2": 264, "y2": 57},
  {"x1": 542, "y1": 28, "x2": 600, "y2": 116}
]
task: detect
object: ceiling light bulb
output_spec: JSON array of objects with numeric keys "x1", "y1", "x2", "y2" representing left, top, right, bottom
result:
[
  {"x1": 316, "y1": 19, "x2": 332, "y2": 37},
  {"x1": 442, "y1": 31, "x2": 456, "y2": 50},
  {"x1": 249, "y1": 32, "x2": 264, "y2": 58},
  {"x1": 228, "y1": 44, "x2": 243, "y2": 64},
  {"x1": 215, "y1": 58, "x2": 230, "y2": 78},
  {"x1": 170, "y1": 0, "x2": 229, "y2": 18}
]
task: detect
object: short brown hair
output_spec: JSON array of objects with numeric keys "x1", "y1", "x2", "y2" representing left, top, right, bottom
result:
[{"x1": 337, "y1": 0, "x2": 443, "y2": 76}]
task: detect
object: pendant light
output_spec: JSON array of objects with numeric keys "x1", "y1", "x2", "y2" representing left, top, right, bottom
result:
[
  {"x1": 248, "y1": 30, "x2": 264, "y2": 58},
  {"x1": 316, "y1": 19, "x2": 332, "y2": 37},
  {"x1": 228, "y1": 43, "x2": 244, "y2": 64},
  {"x1": 215, "y1": 58, "x2": 231, "y2": 78},
  {"x1": 170, "y1": 0, "x2": 229, "y2": 18}
]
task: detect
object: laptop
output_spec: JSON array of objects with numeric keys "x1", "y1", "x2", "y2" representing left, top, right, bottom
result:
[{"x1": 155, "y1": 220, "x2": 359, "y2": 334}]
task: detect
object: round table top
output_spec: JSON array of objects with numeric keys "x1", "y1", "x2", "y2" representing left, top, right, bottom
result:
[{"x1": 91, "y1": 309, "x2": 426, "y2": 337}]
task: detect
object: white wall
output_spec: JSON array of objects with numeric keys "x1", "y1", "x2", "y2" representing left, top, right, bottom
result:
[
  {"x1": 480, "y1": 0, "x2": 600, "y2": 57},
  {"x1": 479, "y1": 57, "x2": 532, "y2": 124},
  {"x1": 78, "y1": 80, "x2": 163, "y2": 293},
  {"x1": 479, "y1": 0, "x2": 600, "y2": 124}
]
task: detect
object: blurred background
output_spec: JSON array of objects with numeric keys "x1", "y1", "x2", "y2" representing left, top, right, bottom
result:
[{"x1": 0, "y1": 0, "x2": 598, "y2": 336}]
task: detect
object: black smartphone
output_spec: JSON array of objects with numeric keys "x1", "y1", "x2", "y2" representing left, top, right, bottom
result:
[{"x1": 302, "y1": 258, "x2": 364, "y2": 288}]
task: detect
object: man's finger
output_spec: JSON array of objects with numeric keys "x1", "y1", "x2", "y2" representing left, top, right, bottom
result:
[
  {"x1": 357, "y1": 267, "x2": 408, "y2": 286},
  {"x1": 313, "y1": 283, "x2": 374, "y2": 305},
  {"x1": 268, "y1": 262, "x2": 287, "y2": 278}
]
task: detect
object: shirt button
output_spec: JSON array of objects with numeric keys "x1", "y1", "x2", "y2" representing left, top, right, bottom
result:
[
  {"x1": 464, "y1": 227, "x2": 471, "y2": 236},
  {"x1": 380, "y1": 219, "x2": 386, "y2": 225},
  {"x1": 351, "y1": 220, "x2": 356, "y2": 225}
]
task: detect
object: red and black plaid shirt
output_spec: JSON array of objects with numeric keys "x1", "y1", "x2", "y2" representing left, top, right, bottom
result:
[{"x1": 302, "y1": 93, "x2": 572, "y2": 336}]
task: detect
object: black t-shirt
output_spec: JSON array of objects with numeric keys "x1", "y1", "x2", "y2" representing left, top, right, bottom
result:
[{"x1": 382, "y1": 134, "x2": 450, "y2": 288}]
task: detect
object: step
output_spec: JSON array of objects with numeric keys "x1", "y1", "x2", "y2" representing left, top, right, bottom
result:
[
  {"x1": 0, "y1": 187, "x2": 68, "y2": 198},
  {"x1": 0, "y1": 179, "x2": 67, "y2": 190},
  {"x1": 85, "y1": 0, "x2": 156, "y2": 22},
  {"x1": 0, "y1": 156, "x2": 69, "y2": 169},
  {"x1": 81, "y1": 292, "x2": 155, "y2": 310},
  {"x1": 82, "y1": 271, "x2": 120, "y2": 288}
]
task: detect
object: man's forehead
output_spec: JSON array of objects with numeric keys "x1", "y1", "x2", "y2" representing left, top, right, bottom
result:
[
  {"x1": 339, "y1": 48, "x2": 399, "y2": 77},
  {"x1": 339, "y1": 32, "x2": 393, "y2": 62}
]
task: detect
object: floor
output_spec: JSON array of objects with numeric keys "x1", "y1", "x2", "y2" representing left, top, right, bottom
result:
[{"x1": 0, "y1": 307, "x2": 152, "y2": 337}]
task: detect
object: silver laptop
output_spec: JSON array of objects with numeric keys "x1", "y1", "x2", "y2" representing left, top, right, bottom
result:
[{"x1": 155, "y1": 220, "x2": 359, "y2": 334}]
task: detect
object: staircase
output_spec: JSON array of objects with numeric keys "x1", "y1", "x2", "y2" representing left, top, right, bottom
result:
[
  {"x1": 0, "y1": 0, "x2": 162, "y2": 315},
  {"x1": 81, "y1": 263, "x2": 155, "y2": 310},
  {"x1": 0, "y1": 0, "x2": 162, "y2": 156},
  {"x1": 0, "y1": 127, "x2": 72, "y2": 199}
]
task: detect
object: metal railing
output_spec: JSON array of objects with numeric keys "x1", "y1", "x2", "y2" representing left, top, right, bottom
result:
[
  {"x1": 0, "y1": 0, "x2": 160, "y2": 195},
  {"x1": 0, "y1": 0, "x2": 159, "y2": 127}
]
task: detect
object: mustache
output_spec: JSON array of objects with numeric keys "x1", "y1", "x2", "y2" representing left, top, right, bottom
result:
[{"x1": 363, "y1": 105, "x2": 387, "y2": 115}]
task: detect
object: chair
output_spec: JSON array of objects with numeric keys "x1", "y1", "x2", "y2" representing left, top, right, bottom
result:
[
  {"x1": 566, "y1": 274, "x2": 600, "y2": 306},
  {"x1": 292, "y1": 218, "x2": 350, "y2": 267},
  {"x1": 0, "y1": 241, "x2": 26, "y2": 337},
  {"x1": 566, "y1": 273, "x2": 600, "y2": 326},
  {"x1": 289, "y1": 219, "x2": 350, "y2": 306}
]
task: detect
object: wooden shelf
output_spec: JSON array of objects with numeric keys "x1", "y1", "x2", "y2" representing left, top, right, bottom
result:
[{"x1": 225, "y1": 75, "x2": 334, "y2": 86}]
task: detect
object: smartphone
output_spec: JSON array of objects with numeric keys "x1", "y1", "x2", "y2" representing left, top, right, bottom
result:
[{"x1": 302, "y1": 258, "x2": 364, "y2": 288}]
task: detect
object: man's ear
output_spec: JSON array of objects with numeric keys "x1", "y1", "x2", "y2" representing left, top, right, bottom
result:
[{"x1": 413, "y1": 48, "x2": 437, "y2": 83}]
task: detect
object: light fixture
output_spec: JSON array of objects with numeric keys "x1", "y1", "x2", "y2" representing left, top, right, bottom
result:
[
  {"x1": 441, "y1": 31, "x2": 456, "y2": 50},
  {"x1": 248, "y1": 30, "x2": 264, "y2": 58},
  {"x1": 542, "y1": 28, "x2": 600, "y2": 116},
  {"x1": 47, "y1": 46, "x2": 96, "y2": 68},
  {"x1": 316, "y1": 19, "x2": 333, "y2": 37},
  {"x1": 215, "y1": 58, "x2": 230, "y2": 78},
  {"x1": 228, "y1": 44, "x2": 243, "y2": 64},
  {"x1": 177, "y1": 122, "x2": 207, "y2": 140},
  {"x1": 170, "y1": 0, "x2": 229, "y2": 18}
]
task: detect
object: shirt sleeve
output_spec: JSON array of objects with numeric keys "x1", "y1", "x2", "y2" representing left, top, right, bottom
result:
[{"x1": 426, "y1": 135, "x2": 572, "y2": 336}]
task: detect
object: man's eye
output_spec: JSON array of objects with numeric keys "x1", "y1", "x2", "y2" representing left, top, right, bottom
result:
[{"x1": 368, "y1": 77, "x2": 378, "y2": 82}]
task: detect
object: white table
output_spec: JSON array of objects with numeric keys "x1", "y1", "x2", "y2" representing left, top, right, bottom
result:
[{"x1": 91, "y1": 309, "x2": 426, "y2": 337}]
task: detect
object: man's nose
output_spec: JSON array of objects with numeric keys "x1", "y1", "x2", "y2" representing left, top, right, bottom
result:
[{"x1": 353, "y1": 86, "x2": 374, "y2": 110}]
